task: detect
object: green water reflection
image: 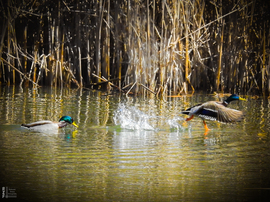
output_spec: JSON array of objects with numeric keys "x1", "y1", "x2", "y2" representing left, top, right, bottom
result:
[{"x1": 0, "y1": 86, "x2": 270, "y2": 201}]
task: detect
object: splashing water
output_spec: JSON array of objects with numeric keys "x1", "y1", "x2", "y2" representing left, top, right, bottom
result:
[
  {"x1": 113, "y1": 103, "x2": 185, "y2": 131},
  {"x1": 113, "y1": 103, "x2": 155, "y2": 130},
  {"x1": 167, "y1": 116, "x2": 186, "y2": 131}
]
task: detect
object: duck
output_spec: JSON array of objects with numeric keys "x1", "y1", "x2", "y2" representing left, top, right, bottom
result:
[
  {"x1": 21, "y1": 116, "x2": 78, "y2": 132},
  {"x1": 181, "y1": 94, "x2": 246, "y2": 131}
]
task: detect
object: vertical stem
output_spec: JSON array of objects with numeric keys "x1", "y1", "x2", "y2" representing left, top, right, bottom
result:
[
  {"x1": 60, "y1": 33, "x2": 64, "y2": 88},
  {"x1": 115, "y1": 0, "x2": 121, "y2": 88},
  {"x1": 7, "y1": 1, "x2": 11, "y2": 85},
  {"x1": 57, "y1": 0, "x2": 62, "y2": 87},
  {"x1": 33, "y1": 50, "x2": 37, "y2": 83},
  {"x1": 96, "y1": 0, "x2": 103, "y2": 83},
  {"x1": 262, "y1": 22, "x2": 265, "y2": 92},
  {"x1": 160, "y1": 0, "x2": 165, "y2": 90},
  {"x1": 87, "y1": 39, "x2": 91, "y2": 85},
  {"x1": 106, "y1": 0, "x2": 110, "y2": 80},
  {"x1": 23, "y1": 26, "x2": 28, "y2": 85},
  {"x1": 184, "y1": 3, "x2": 189, "y2": 92},
  {"x1": 147, "y1": 0, "x2": 150, "y2": 90},
  {"x1": 216, "y1": 20, "x2": 224, "y2": 92},
  {"x1": 47, "y1": 9, "x2": 52, "y2": 85},
  {"x1": 79, "y1": 47, "x2": 82, "y2": 87},
  {"x1": 75, "y1": 1, "x2": 82, "y2": 87},
  {"x1": 127, "y1": 0, "x2": 131, "y2": 87}
]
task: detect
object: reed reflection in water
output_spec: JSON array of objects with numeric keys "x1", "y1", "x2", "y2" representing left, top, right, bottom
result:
[{"x1": 0, "y1": 86, "x2": 270, "y2": 201}]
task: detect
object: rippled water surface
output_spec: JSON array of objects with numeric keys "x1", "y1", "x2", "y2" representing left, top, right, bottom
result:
[{"x1": 1, "y1": 86, "x2": 270, "y2": 201}]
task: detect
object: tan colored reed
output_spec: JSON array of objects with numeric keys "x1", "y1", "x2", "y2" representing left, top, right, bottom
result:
[{"x1": 0, "y1": 0, "x2": 269, "y2": 96}]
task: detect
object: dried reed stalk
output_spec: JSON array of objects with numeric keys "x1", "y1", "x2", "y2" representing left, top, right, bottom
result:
[{"x1": 0, "y1": 0, "x2": 268, "y2": 96}]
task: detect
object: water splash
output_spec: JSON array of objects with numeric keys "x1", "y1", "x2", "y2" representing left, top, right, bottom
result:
[
  {"x1": 113, "y1": 103, "x2": 155, "y2": 130},
  {"x1": 167, "y1": 116, "x2": 185, "y2": 131},
  {"x1": 113, "y1": 103, "x2": 185, "y2": 131}
]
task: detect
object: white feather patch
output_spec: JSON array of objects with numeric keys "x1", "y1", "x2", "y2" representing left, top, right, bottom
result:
[{"x1": 198, "y1": 114, "x2": 217, "y2": 121}]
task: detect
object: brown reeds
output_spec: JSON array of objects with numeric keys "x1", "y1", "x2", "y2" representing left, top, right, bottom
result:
[{"x1": 0, "y1": 0, "x2": 269, "y2": 96}]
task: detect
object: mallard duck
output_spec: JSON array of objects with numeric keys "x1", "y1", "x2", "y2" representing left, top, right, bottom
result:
[
  {"x1": 181, "y1": 94, "x2": 246, "y2": 131},
  {"x1": 21, "y1": 116, "x2": 78, "y2": 132}
]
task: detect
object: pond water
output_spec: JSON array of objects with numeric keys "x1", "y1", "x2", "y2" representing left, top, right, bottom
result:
[{"x1": 0, "y1": 86, "x2": 270, "y2": 201}]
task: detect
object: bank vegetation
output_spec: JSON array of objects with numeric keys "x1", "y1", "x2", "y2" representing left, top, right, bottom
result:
[{"x1": 0, "y1": 0, "x2": 269, "y2": 96}]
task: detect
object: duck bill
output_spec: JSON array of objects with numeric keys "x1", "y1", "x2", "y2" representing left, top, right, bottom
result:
[
  {"x1": 72, "y1": 122, "x2": 79, "y2": 127},
  {"x1": 239, "y1": 97, "x2": 246, "y2": 101}
]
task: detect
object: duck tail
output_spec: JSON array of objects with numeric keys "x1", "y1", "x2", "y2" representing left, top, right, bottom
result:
[
  {"x1": 180, "y1": 106, "x2": 193, "y2": 115},
  {"x1": 180, "y1": 110, "x2": 190, "y2": 115},
  {"x1": 21, "y1": 123, "x2": 30, "y2": 128}
]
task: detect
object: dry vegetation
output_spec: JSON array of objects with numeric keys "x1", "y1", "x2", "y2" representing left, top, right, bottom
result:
[{"x1": 0, "y1": 0, "x2": 269, "y2": 96}]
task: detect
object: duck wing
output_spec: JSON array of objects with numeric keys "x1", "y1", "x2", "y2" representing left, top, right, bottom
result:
[
  {"x1": 21, "y1": 120, "x2": 54, "y2": 128},
  {"x1": 198, "y1": 101, "x2": 244, "y2": 123},
  {"x1": 181, "y1": 104, "x2": 203, "y2": 115}
]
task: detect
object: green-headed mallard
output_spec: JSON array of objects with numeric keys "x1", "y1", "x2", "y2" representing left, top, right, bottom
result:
[
  {"x1": 181, "y1": 94, "x2": 246, "y2": 131},
  {"x1": 21, "y1": 116, "x2": 78, "y2": 132}
]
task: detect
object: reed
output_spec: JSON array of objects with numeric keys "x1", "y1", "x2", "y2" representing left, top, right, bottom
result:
[{"x1": 0, "y1": 0, "x2": 269, "y2": 96}]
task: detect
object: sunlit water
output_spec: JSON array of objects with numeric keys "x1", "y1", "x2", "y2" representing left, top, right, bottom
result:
[{"x1": 1, "y1": 86, "x2": 270, "y2": 201}]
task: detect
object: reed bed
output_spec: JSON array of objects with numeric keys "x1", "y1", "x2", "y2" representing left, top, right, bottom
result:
[{"x1": 0, "y1": 0, "x2": 269, "y2": 96}]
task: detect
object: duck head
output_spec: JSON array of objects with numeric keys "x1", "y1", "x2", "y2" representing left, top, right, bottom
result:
[
  {"x1": 59, "y1": 116, "x2": 78, "y2": 127},
  {"x1": 225, "y1": 94, "x2": 246, "y2": 104}
]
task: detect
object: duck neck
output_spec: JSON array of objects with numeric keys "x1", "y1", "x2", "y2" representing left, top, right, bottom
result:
[
  {"x1": 58, "y1": 122, "x2": 68, "y2": 128},
  {"x1": 223, "y1": 100, "x2": 229, "y2": 107}
]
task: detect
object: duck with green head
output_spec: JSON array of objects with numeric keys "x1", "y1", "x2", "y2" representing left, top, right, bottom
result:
[
  {"x1": 21, "y1": 116, "x2": 78, "y2": 132},
  {"x1": 181, "y1": 94, "x2": 246, "y2": 131}
]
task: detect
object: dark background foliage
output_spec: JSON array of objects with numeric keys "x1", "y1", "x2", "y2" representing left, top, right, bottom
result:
[{"x1": 0, "y1": 0, "x2": 269, "y2": 95}]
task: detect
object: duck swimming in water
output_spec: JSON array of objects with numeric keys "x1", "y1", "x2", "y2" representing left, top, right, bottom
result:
[
  {"x1": 181, "y1": 94, "x2": 246, "y2": 131},
  {"x1": 21, "y1": 116, "x2": 78, "y2": 132}
]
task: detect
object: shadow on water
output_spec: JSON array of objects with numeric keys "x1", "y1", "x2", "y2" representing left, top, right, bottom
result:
[{"x1": 0, "y1": 86, "x2": 270, "y2": 201}]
